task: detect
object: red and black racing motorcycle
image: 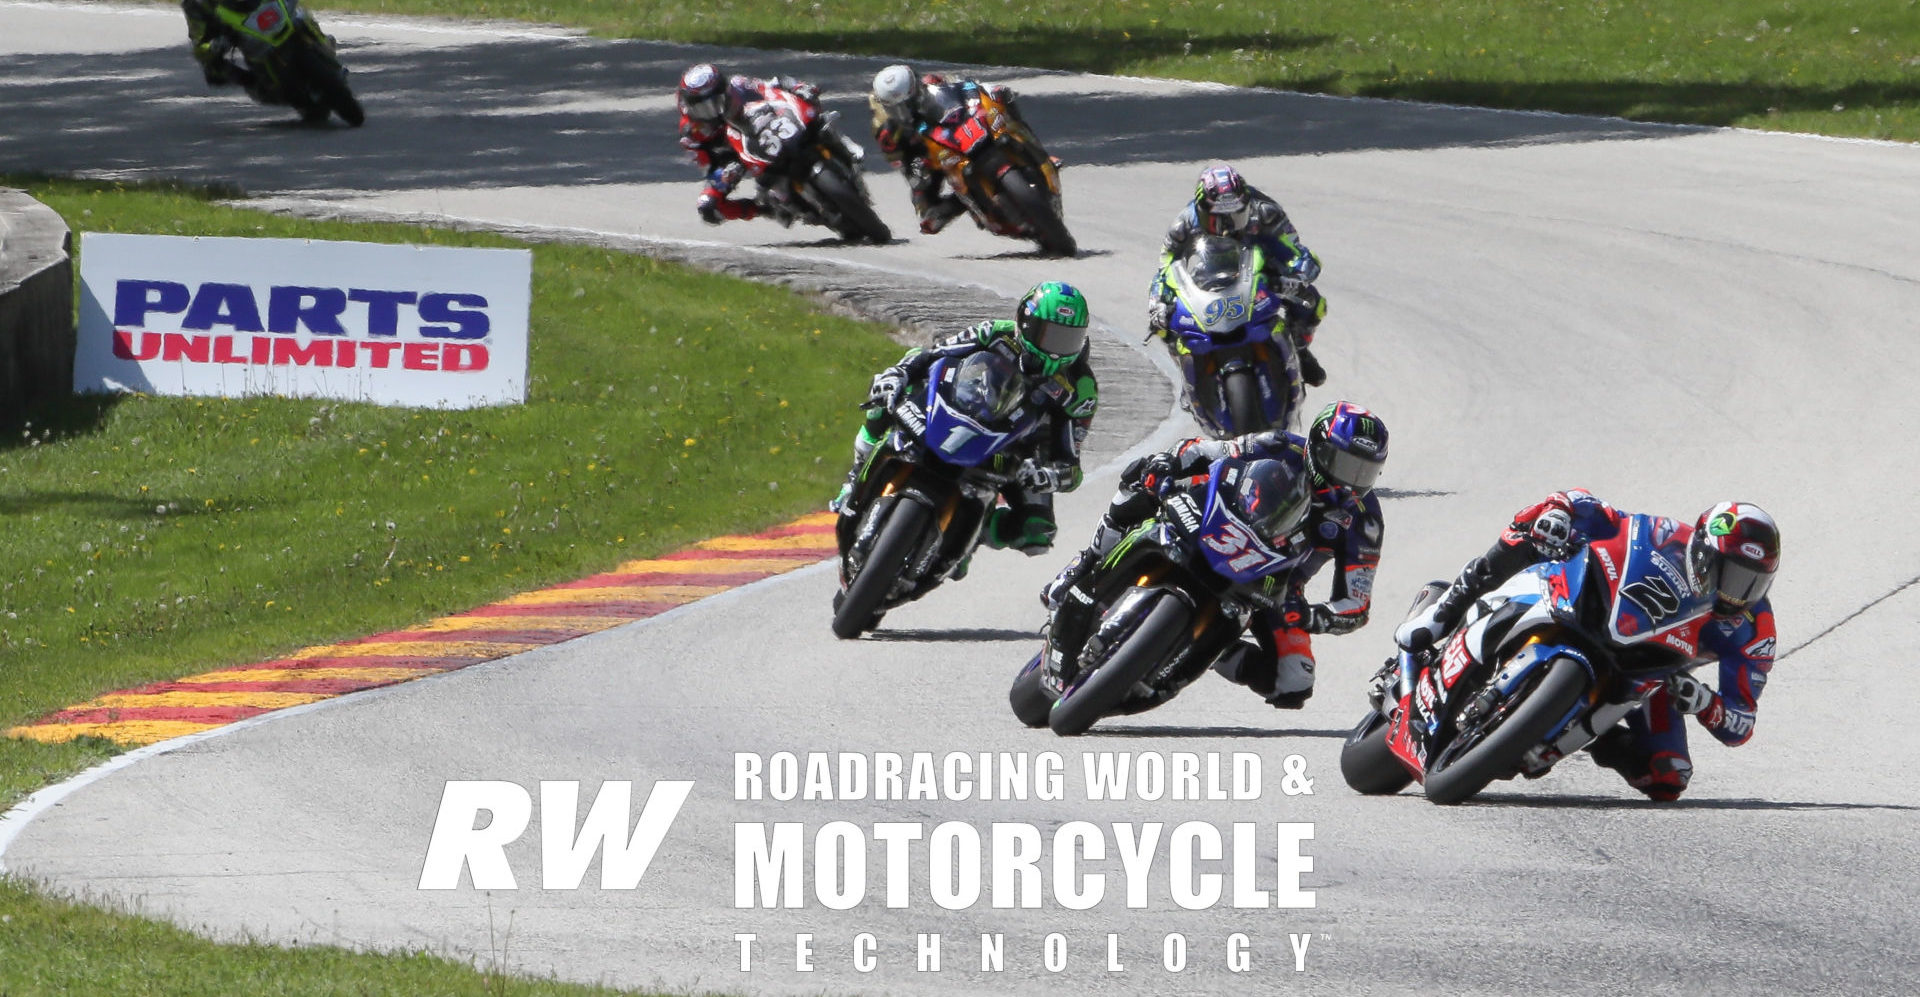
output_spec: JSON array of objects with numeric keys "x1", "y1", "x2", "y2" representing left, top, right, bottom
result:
[{"x1": 728, "y1": 87, "x2": 891, "y2": 244}]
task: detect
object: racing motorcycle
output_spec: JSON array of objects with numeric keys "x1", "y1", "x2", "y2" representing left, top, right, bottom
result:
[
  {"x1": 832, "y1": 351, "x2": 1042, "y2": 639},
  {"x1": 729, "y1": 87, "x2": 891, "y2": 244},
  {"x1": 207, "y1": 0, "x2": 364, "y2": 126},
  {"x1": 1341, "y1": 514, "x2": 1717, "y2": 805},
  {"x1": 917, "y1": 84, "x2": 1075, "y2": 256},
  {"x1": 1009, "y1": 457, "x2": 1312, "y2": 736},
  {"x1": 1155, "y1": 236, "x2": 1304, "y2": 438}
]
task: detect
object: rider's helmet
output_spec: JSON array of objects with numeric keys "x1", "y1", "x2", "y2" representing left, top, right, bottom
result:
[
  {"x1": 872, "y1": 64, "x2": 922, "y2": 113},
  {"x1": 1013, "y1": 281, "x2": 1091, "y2": 377},
  {"x1": 951, "y1": 350, "x2": 1025, "y2": 426},
  {"x1": 1233, "y1": 455, "x2": 1313, "y2": 546},
  {"x1": 1307, "y1": 401, "x2": 1389, "y2": 496},
  {"x1": 1195, "y1": 164, "x2": 1252, "y2": 236},
  {"x1": 677, "y1": 63, "x2": 727, "y2": 123},
  {"x1": 1686, "y1": 502, "x2": 1780, "y2": 616}
]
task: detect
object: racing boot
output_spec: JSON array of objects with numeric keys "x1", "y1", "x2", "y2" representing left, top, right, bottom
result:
[
  {"x1": 918, "y1": 196, "x2": 968, "y2": 235},
  {"x1": 1296, "y1": 345, "x2": 1326, "y2": 388},
  {"x1": 830, "y1": 426, "x2": 881, "y2": 514},
  {"x1": 1039, "y1": 519, "x2": 1125, "y2": 610}
]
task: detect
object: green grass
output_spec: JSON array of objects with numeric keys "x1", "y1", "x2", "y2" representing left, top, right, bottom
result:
[
  {"x1": 0, "y1": 175, "x2": 897, "y2": 804},
  {"x1": 328, "y1": 0, "x2": 1920, "y2": 141},
  {"x1": 0, "y1": 879, "x2": 637, "y2": 996},
  {"x1": 0, "y1": 176, "x2": 900, "y2": 993}
]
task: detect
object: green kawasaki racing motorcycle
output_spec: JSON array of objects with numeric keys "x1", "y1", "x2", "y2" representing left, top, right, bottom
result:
[{"x1": 205, "y1": 0, "x2": 364, "y2": 126}]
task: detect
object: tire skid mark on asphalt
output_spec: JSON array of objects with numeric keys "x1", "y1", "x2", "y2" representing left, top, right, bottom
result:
[{"x1": 5, "y1": 512, "x2": 839, "y2": 748}]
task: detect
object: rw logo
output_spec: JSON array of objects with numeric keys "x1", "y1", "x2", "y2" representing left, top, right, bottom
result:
[{"x1": 418, "y1": 780, "x2": 693, "y2": 890}]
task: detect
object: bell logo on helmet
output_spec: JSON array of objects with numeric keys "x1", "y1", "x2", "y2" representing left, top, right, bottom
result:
[
  {"x1": 1740, "y1": 542, "x2": 1766, "y2": 560},
  {"x1": 1054, "y1": 305, "x2": 1078, "y2": 321}
]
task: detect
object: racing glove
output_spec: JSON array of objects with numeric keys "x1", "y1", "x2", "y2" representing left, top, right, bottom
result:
[
  {"x1": 1667, "y1": 672, "x2": 1717, "y2": 716},
  {"x1": 1528, "y1": 507, "x2": 1578, "y2": 560},
  {"x1": 867, "y1": 367, "x2": 907, "y2": 409},
  {"x1": 1123, "y1": 452, "x2": 1179, "y2": 495},
  {"x1": 1015, "y1": 460, "x2": 1066, "y2": 494}
]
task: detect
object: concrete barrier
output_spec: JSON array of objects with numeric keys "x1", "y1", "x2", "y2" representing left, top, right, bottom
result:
[{"x1": 0, "y1": 189, "x2": 75, "y2": 422}]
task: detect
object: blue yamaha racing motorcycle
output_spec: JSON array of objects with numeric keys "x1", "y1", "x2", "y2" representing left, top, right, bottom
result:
[
  {"x1": 832, "y1": 352, "x2": 1044, "y2": 639},
  {"x1": 1158, "y1": 236, "x2": 1304, "y2": 438},
  {"x1": 1342, "y1": 514, "x2": 1718, "y2": 804},
  {"x1": 1009, "y1": 457, "x2": 1313, "y2": 736}
]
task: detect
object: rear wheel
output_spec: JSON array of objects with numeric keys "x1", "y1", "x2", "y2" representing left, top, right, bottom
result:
[
  {"x1": 1048, "y1": 593, "x2": 1188, "y2": 736},
  {"x1": 1424, "y1": 656, "x2": 1588, "y2": 805},
  {"x1": 1008, "y1": 655, "x2": 1053, "y2": 728},
  {"x1": 1340, "y1": 712, "x2": 1414, "y2": 795},
  {"x1": 1222, "y1": 369, "x2": 1265, "y2": 435},
  {"x1": 830, "y1": 501, "x2": 928, "y2": 639},
  {"x1": 999, "y1": 171, "x2": 1076, "y2": 257},
  {"x1": 812, "y1": 168, "x2": 891, "y2": 243}
]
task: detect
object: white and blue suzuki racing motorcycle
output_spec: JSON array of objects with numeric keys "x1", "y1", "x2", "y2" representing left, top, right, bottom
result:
[
  {"x1": 1010, "y1": 456, "x2": 1313, "y2": 736},
  {"x1": 832, "y1": 351, "x2": 1044, "y2": 639},
  {"x1": 1158, "y1": 236, "x2": 1304, "y2": 438},
  {"x1": 1342, "y1": 513, "x2": 1719, "y2": 804}
]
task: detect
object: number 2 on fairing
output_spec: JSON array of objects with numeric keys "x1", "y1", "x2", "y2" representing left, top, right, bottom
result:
[{"x1": 1202, "y1": 294, "x2": 1246, "y2": 326}]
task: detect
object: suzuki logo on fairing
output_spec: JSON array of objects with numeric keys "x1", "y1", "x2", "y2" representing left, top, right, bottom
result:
[{"x1": 1621, "y1": 576, "x2": 1682, "y2": 621}]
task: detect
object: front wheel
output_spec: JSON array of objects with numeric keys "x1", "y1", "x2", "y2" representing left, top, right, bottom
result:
[
  {"x1": 999, "y1": 170, "x2": 1076, "y2": 257},
  {"x1": 830, "y1": 500, "x2": 929, "y2": 639},
  {"x1": 290, "y1": 42, "x2": 363, "y2": 126},
  {"x1": 1424, "y1": 656, "x2": 1588, "y2": 805},
  {"x1": 1008, "y1": 655, "x2": 1053, "y2": 728},
  {"x1": 811, "y1": 168, "x2": 891, "y2": 243},
  {"x1": 1222, "y1": 369, "x2": 1266, "y2": 435},
  {"x1": 1340, "y1": 712, "x2": 1414, "y2": 795},
  {"x1": 1048, "y1": 592, "x2": 1188, "y2": 736}
]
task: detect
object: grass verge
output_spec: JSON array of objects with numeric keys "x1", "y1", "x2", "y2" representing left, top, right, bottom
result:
[
  {"x1": 0, "y1": 175, "x2": 898, "y2": 993},
  {"x1": 0, "y1": 878, "x2": 638, "y2": 996},
  {"x1": 323, "y1": 0, "x2": 1920, "y2": 141}
]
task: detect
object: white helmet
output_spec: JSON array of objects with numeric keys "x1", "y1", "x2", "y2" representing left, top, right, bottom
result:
[{"x1": 872, "y1": 64, "x2": 917, "y2": 108}]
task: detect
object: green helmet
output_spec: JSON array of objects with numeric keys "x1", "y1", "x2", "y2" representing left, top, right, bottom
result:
[{"x1": 1014, "y1": 281, "x2": 1090, "y2": 376}]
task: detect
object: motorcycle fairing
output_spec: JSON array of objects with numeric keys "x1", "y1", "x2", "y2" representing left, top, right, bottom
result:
[
  {"x1": 915, "y1": 357, "x2": 1042, "y2": 468},
  {"x1": 1588, "y1": 515, "x2": 1712, "y2": 652},
  {"x1": 1194, "y1": 459, "x2": 1312, "y2": 585}
]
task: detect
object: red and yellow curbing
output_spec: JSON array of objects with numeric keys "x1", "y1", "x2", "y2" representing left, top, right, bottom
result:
[{"x1": 6, "y1": 512, "x2": 839, "y2": 748}]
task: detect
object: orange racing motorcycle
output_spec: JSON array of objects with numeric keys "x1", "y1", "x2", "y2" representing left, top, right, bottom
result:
[{"x1": 916, "y1": 84, "x2": 1075, "y2": 256}]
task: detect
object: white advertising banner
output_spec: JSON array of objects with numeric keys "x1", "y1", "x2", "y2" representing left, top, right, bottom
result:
[{"x1": 74, "y1": 233, "x2": 531, "y2": 409}]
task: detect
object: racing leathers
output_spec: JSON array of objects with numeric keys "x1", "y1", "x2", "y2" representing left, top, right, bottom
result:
[
  {"x1": 1404, "y1": 489, "x2": 1777, "y2": 801},
  {"x1": 1043, "y1": 430, "x2": 1382, "y2": 708},
  {"x1": 1151, "y1": 185, "x2": 1329, "y2": 385},
  {"x1": 182, "y1": 0, "x2": 329, "y2": 96},
  {"x1": 869, "y1": 75, "x2": 1032, "y2": 234},
  {"x1": 836, "y1": 319, "x2": 1097, "y2": 554},
  {"x1": 682, "y1": 75, "x2": 826, "y2": 225}
]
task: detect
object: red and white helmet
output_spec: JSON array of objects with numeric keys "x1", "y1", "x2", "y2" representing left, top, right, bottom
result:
[{"x1": 1687, "y1": 501, "x2": 1780, "y2": 615}]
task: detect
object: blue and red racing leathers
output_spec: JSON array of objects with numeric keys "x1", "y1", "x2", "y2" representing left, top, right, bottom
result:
[{"x1": 1436, "y1": 489, "x2": 1777, "y2": 800}]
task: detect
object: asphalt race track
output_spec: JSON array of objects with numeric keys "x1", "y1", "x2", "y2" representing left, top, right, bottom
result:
[{"x1": 4, "y1": 3, "x2": 1920, "y2": 993}]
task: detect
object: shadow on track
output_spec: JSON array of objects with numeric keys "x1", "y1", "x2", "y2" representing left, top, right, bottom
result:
[
  {"x1": 0, "y1": 37, "x2": 1698, "y2": 195},
  {"x1": 1094, "y1": 724, "x2": 1349, "y2": 739},
  {"x1": 867, "y1": 627, "x2": 1039, "y2": 642},
  {"x1": 1466, "y1": 792, "x2": 1920, "y2": 812}
]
